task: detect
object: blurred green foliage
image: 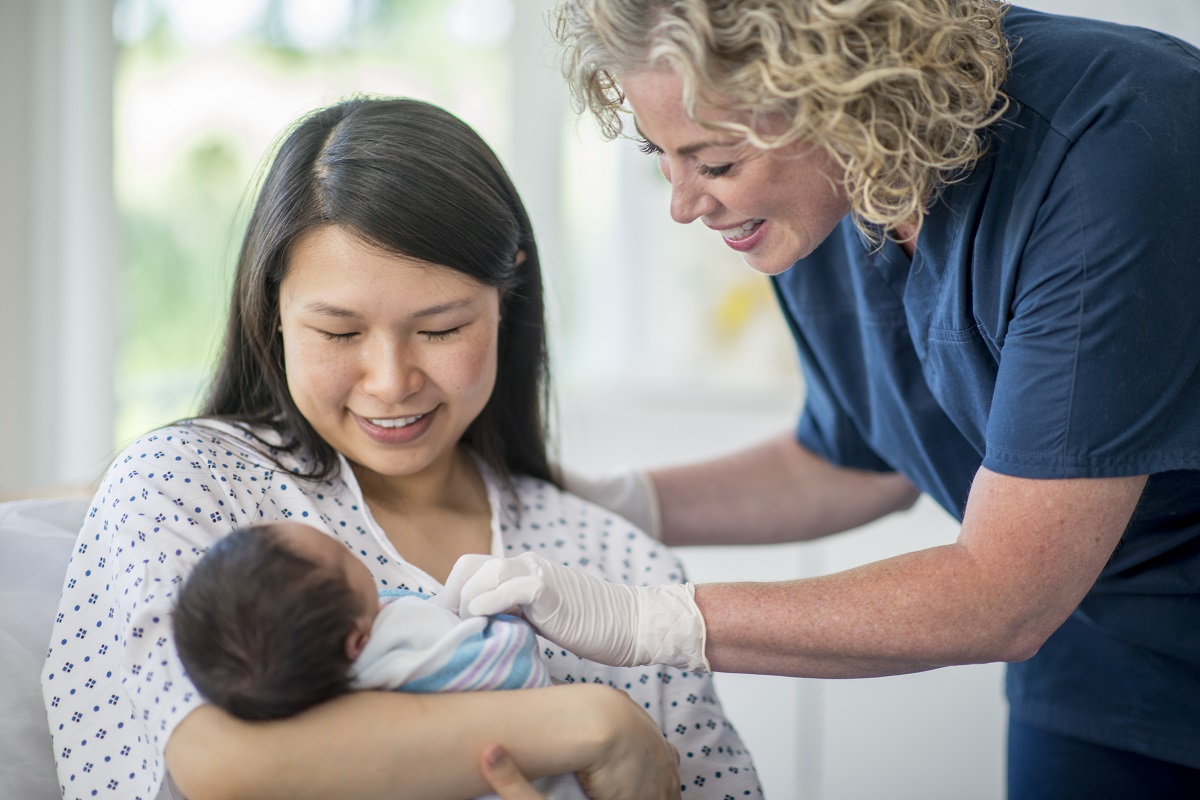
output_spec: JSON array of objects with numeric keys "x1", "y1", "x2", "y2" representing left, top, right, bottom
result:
[{"x1": 112, "y1": 0, "x2": 513, "y2": 444}]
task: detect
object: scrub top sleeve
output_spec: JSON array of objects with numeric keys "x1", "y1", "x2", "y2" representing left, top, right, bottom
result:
[
  {"x1": 797, "y1": 389, "x2": 895, "y2": 473},
  {"x1": 778, "y1": 305, "x2": 896, "y2": 475},
  {"x1": 982, "y1": 103, "x2": 1200, "y2": 478}
]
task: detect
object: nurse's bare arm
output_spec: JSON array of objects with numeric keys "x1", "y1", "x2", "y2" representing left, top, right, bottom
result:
[
  {"x1": 652, "y1": 431, "x2": 921, "y2": 546},
  {"x1": 166, "y1": 684, "x2": 679, "y2": 800},
  {"x1": 698, "y1": 468, "x2": 1146, "y2": 677}
]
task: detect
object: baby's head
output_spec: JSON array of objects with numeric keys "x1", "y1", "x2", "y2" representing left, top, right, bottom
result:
[{"x1": 173, "y1": 522, "x2": 379, "y2": 721}]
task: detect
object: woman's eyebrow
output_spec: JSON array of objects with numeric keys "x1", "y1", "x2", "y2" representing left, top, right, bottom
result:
[
  {"x1": 410, "y1": 299, "x2": 473, "y2": 319},
  {"x1": 303, "y1": 301, "x2": 359, "y2": 319},
  {"x1": 301, "y1": 298, "x2": 473, "y2": 320},
  {"x1": 633, "y1": 119, "x2": 737, "y2": 157},
  {"x1": 632, "y1": 119, "x2": 658, "y2": 148}
]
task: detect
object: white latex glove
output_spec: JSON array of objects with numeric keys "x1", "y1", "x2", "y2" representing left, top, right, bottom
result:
[
  {"x1": 560, "y1": 466, "x2": 663, "y2": 541},
  {"x1": 441, "y1": 552, "x2": 709, "y2": 673}
]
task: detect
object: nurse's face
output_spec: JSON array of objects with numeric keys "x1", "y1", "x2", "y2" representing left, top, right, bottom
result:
[
  {"x1": 620, "y1": 68, "x2": 851, "y2": 275},
  {"x1": 279, "y1": 225, "x2": 500, "y2": 491}
]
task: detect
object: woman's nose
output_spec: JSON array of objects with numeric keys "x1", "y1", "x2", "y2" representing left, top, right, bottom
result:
[
  {"x1": 361, "y1": 342, "x2": 424, "y2": 403},
  {"x1": 667, "y1": 165, "x2": 718, "y2": 224}
]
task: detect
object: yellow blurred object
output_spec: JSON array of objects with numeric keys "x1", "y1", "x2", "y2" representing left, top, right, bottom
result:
[{"x1": 714, "y1": 277, "x2": 773, "y2": 340}]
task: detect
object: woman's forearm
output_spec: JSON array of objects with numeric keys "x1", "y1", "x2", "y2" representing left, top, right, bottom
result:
[
  {"x1": 652, "y1": 432, "x2": 919, "y2": 547},
  {"x1": 166, "y1": 685, "x2": 625, "y2": 800}
]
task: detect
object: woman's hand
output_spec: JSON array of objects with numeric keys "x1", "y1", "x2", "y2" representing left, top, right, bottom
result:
[
  {"x1": 441, "y1": 552, "x2": 709, "y2": 672},
  {"x1": 577, "y1": 689, "x2": 682, "y2": 800},
  {"x1": 479, "y1": 687, "x2": 681, "y2": 800},
  {"x1": 480, "y1": 745, "x2": 546, "y2": 800},
  {"x1": 477, "y1": 690, "x2": 681, "y2": 800}
]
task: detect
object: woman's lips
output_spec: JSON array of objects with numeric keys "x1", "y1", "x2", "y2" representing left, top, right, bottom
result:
[
  {"x1": 354, "y1": 408, "x2": 436, "y2": 444},
  {"x1": 719, "y1": 219, "x2": 767, "y2": 252}
]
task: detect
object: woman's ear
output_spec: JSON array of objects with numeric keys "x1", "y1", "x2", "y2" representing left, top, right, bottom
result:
[
  {"x1": 344, "y1": 618, "x2": 372, "y2": 662},
  {"x1": 514, "y1": 248, "x2": 527, "y2": 267}
]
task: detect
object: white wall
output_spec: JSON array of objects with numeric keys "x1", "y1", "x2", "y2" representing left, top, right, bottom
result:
[
  {"x1": 0, "y1": 0, "x2": 117, "y2": 496},
  {"x1": 0, "y1": 2, "x2": 37, "y2": 491}
]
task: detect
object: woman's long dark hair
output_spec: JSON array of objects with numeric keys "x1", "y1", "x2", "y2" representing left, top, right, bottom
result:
[{"x1": 201, "y1": 97, "x2": 554, "y2": 487}]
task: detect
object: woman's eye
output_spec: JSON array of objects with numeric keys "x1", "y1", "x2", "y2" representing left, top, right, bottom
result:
[
  {"x1": 637, "y1": 138, "x2": 663, "y2": 156},
  {"x1": 422, "y1": 327, "x2": 463, "y2": 342},
  {"x1": 699, "y1": 163, "x2": 733, "y2": 178},
  {"x1": 319, "y1": 330, "x2": 358, "y2": 342}
]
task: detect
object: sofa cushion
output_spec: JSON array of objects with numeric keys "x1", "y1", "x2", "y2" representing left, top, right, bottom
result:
[{"x1": 0, "y1": 497, "x2": 89, "y2": 798}]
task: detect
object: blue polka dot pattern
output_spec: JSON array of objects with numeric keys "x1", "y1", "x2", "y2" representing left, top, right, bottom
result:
[{"x1": 42, "y1": 420, "x2": 762, "y2": 799}]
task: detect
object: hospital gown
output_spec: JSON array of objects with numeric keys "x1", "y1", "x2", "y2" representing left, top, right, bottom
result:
[{"x1": 42, "y1": 420, "x2": 763, "y2": 799}]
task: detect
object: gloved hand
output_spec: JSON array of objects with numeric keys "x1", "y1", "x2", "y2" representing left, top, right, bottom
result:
[
  {"x1": 560, "y1": 466, "x2": 663, "y2": 541},
  {"x1": 440, "y1": 552, "x2": 710, "y2": 673}
]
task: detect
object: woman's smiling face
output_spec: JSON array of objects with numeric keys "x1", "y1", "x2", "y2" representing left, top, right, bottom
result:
[
  {"x1": 621, "y1": 68, "x2": 851, "y2": 275},
  {"x1": 278, "y1": 225, "x2": 500, "y2": 487}
]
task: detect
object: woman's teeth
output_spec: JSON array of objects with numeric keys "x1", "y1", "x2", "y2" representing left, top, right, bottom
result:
[
  {"x1": 720, "y1": 219, "x2": 764, "y2": 241},
  {"x1": 368, "y1": 414, "x2": 424, "y2": 429}
]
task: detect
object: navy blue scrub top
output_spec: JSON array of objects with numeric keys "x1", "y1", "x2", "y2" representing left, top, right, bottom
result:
[{"x1": 773, "y1": 7, "x2": 1200, "y2": 767}]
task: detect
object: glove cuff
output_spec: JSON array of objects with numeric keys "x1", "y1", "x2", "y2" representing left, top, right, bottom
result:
[
  {"x1": 633, "y1": 583, "x2": 710, "y2": 673},
  {"x1": 631, "y1": 469, "x2": 663, "y2": 542},
  {"x1": 561, "y1": 466, "x2": 663, "y2": 541}
]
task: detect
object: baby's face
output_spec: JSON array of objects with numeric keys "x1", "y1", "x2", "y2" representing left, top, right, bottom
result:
[{"x1": 270, "y1": 522, "x2": 380, "y2": 622}]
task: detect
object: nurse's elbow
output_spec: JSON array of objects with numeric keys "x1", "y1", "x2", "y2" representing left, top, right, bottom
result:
[
  {"x1": 994, "y1": 616, "x2": 1058, "y2": 664},
  {"x1": 883, "y1": 478, "x2": 921, "y2": 515},
  {"x1": 1001, "y1": 636, "x2": 1044, "y2": 664},
  {"x1": 895, "y1": 485, "x2": 921, "y2": 513}
]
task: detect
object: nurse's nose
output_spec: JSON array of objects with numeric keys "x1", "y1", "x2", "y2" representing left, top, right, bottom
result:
[{"x1": 665, "y1": 161, "x2": 719, "y2": 224}]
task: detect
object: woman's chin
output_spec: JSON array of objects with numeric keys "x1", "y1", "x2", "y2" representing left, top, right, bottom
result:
[{"x1": 742, "y1": 251, "x2": 799, "y2": 276}]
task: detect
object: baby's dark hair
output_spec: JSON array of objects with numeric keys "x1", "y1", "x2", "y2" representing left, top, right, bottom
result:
[{"x1": 173, "y1": 524, "x2": 361, "y2": 721}]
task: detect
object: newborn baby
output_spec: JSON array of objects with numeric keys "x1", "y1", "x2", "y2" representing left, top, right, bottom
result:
[{"x1": 173, "y1": 521, "x2": 583, "y2": 799}]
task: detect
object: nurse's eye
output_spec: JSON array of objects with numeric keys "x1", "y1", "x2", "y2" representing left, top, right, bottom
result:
[
  {"x1": 698, "y1": 162, "x2": 733, "y2": 178},
  {"x1": 422, "y1": 327, "x2": 463, "y2": 342},
  {"x1": 637, "y1": 138, "x2": 663, "y2": 156},
  {"x1": 319, "y1": 330, "x2": 358, "y2": 342}
]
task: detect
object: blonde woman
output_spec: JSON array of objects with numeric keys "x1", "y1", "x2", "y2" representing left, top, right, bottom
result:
[{"x1": 447, "y1": 2, "x2": 1200, "y2": 797}]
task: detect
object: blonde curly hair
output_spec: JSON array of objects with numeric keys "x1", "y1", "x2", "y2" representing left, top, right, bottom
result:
[{"x1": 554, "y1": 0, "x2": 1011, "y2": 241}]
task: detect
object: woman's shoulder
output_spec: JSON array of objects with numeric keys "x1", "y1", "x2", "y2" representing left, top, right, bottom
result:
[
  {"x1": 100, "y1": 418, "x2": 332, "y2": 494},
  {"x1": 89, "y1": 418, "x2": 339, "y2": 538},
  {"x1": 111, "y1": 418, "x2": 294, "y2": 469},
  {"x1": 1002, "y1": 7, "x2": 1200, "y2": 137},
  {"x1": 497, "y1": 473, "x2": 686, "y2": 586}
]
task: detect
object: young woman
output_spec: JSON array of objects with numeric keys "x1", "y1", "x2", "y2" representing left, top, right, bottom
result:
[
  {"x1": 449, "y1": 2, "x2": 1200, "y2": 797},
  {"x1": 41, "y1": 97, "x2": 761, "y2": 800}
]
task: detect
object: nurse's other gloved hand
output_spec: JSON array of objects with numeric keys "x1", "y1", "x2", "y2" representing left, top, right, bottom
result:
[
  {"x1": 560, "y1": 466, "x2": 663, "y2": 541},
  {"x1": 441, "y1": 552, "x2": 710, "y2": 673}
]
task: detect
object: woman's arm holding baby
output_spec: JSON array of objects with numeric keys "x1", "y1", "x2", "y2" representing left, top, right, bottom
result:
[{"x1": 166, "y1": 684, "x2": 679, "y2": 800}]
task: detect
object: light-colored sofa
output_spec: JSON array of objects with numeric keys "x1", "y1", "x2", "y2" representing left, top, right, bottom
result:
[{"x1": 1, "y1": 496, "x2": 90, "y2": 798}]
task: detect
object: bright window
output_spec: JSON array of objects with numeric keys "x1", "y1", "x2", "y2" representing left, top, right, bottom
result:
[
  {"x1": 111, "y1": 0, "x2": 801, "y2": 449},
  {"x1": 112, "y1": 0, "x2": 518, "y2": 443}
]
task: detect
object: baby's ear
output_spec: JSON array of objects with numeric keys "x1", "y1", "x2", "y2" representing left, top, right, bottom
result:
[{"x1": 344, "y1": 619, "x2": 372, "y2": 662}]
